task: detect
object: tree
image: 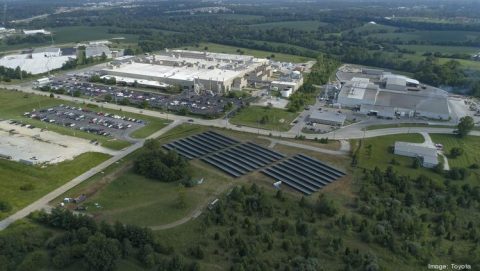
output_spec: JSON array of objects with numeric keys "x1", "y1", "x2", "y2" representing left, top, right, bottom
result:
[
  {"x1": 412, "y1": 158, "x2": 421, "y2": 169},
  {"x1": 84, "y1": 233, "x2": 120, "y2": 271},
  {"x1": 449, "y1": 147, "x2": 464, "y2": 158},
  {"x1": 457, "y1": 116, "x2": 474, "y2": 138},
  {"x1": 316, "y1": 194, "x2": 338, "y2": 217}
]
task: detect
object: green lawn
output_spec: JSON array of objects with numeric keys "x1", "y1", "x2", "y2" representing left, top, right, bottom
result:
[
  {"x1": 229, "y1": 106, "x2": 298, "y2": 131},
  {"x1": 0, "y1": 26, "x2": 138, "y2": 53},
  {"x1": 356, "y1": 133, "x2": 436, "y2": 177},
  {"x1": 0, "y1": 90, "x2": 170, "y2": 150},
  {"x1": 365, "y1": 123, "x2": 454, "y2": 130},
  {"x1": 0, "y1": 152, "x2": 110, "y2": 220},
  {"x1": 248, "y1": 20, "x2": 328, "y2": 31},
  {"x1": 430, "y1": 134, "x2": 480, "y2": 168},
  {"x1": 398, "y1": 44, "x2": 479, "y2": 55},
  {"x1": 181, "y1": 42, "x2": 312, "y2": 63},
  {"x1": 50, "y1": 26, "x2": 139, "y2": 44},
  {"x1": 369, "y1": 30, "x2": 480, "y2": 43}
]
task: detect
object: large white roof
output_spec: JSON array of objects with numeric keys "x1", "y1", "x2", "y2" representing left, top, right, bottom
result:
[
  {"x1": 0, "y1": 54, "x2": 74, "y2": 75},
  {"x1": 106, "y1": 62, "x2": 243, "y2": 82}
]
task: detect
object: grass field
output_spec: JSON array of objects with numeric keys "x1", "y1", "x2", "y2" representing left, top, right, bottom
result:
[
  {"x1": 398, "y1": 44, "x2": 479, "y2": 55},
  {"x1": 229, "y1": 106, "x2": 298, "y2": 131},
  {"x1": 77, "y1": 159, "x2": 232, "y2": 227},
  {"x1": 365, "y1": 123, "x2": 454, "y2": 130},
  {"x1": 0, "y1": 26, "x2": 138, "y2": 53},
  {"x1": 430, "y1": 134, "x2": 480, "y2": 168},
  {"x1": 0, "y1": 90, "x2": 170, "y2": 149},
  {"x1": 355, "y1": 133, "x2": 435, "y2": 176},
  {"x1": 215, "y1": 14, "x2": 264, "y2": 21},
  {"x1": 181, "y1": 42, "x2": 312, "y2": 63},
  {"x1": 370, "y1": 30, "x2": 480, "y2": 43},
  {"x1": 249, "y1": 20, "x2": 328, "y2": 31},
  {"x1": 50, "y1": 26, "x2": 139, "y2": 44},
  {"x1": 349, "y1": 23, "x2": 398, "y2": 33},
  {"x1": 0, "y1": 152, "x2": 110, "y2": 220}
]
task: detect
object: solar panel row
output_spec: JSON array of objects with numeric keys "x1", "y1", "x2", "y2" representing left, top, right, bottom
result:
[
  {"x1": 201, "y1": 142, "x2": 285, "y2": 177},
  {"x1": 163, "y1": 131, "x2": 239, "y2": 159},
  {"x1": 261, "y1": 154, "x2": 346, "y2": 195}
]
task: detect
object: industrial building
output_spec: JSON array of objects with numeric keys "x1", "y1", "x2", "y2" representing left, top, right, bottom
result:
[
  {"x1": 101, "y1": 49, "x2": 273, "y2": 93},
  {"x1": 337, "y1": 69, "x2": 450, "y2": 120},
  {"x1": 309, "y1": 111, "x2": 346, "y2": 126},
  {"x1": 0, "y1": 47, "x2": 76, "y2": 75},
  {"x1": 86, "y1": 45, "x2": 112, "y2": 59},
  {"x1": 394, "y1": 141, "x2": 438, "y2": 168}
]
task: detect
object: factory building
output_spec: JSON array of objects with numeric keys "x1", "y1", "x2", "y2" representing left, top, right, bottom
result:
[
  {"x1": 337, "y1": 70, "x2": 450, "y2": 120},
  {"x1": 0, "y1": 47, "x2": 76, "y2": 75},
  {"x1": 101, "y1": 49, "x2": 272, "y2": 93}
]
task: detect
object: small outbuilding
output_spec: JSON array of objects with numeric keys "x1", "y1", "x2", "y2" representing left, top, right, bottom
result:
[{"x1": 394, "y1": 141, "x2": 438, "y2": 168}]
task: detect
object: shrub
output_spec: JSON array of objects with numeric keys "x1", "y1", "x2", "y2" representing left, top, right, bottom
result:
[{"x1": 0, "y1": 201, "x2": 12, "y2": 212}]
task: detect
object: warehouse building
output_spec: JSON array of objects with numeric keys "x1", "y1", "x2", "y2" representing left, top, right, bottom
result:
[
  {"x1": 0, "y1": 47, "x2": 76, "y2": 75},
  {"x1": 394, "y1": 142, "x2": 438, "y2": 168},
  {"x1": 309, "y1": 111, "x2": 346, "y2": 126},
  {"x1": 337, "y1": 69, "x2": 450, "y2": 120},
  {"x1": 101, "y1": 49, "x2": 272, "y2": 93}
]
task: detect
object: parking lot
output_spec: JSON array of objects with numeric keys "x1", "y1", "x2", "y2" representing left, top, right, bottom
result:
[
  {"x1": 43, "y1": 74, "x2": 245, "y2": 116},
  {"x1": 23, "y1": 105, "x2": 145, "y2": 141}
]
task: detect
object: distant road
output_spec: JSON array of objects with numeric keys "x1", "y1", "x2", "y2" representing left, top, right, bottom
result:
[{"x1": 0, "y1": 120, "x2": 182, "y2": 230}]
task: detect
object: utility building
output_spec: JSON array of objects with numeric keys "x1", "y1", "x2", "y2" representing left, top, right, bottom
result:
[{"x1": 394, "y1": 142, "x2": 438, "y2": 168}]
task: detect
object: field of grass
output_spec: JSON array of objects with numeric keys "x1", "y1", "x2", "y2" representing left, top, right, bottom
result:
[
  {"x1": 349, "y1": 23, "x2": 398, "y2": 33},
  {"x1": 78, "y1": 159, "x2": 232, "y2": 227},
  {"x1": 355, "y1": 133, "x2": 437, "y2": 176},
  {"x1": 50, "y1": 26, "x2": 139, "y2": 44},
  {"x1": 0, "y1": 152, "x2": 110, "y2": 220},
  {"x1": 398, "y1": 44, "x2": 479, "y2": 55},
  {"x1": 229, "y1": 106, "x2": 298, "y2": 131},
  {"x1": 430, "y1": 134, "x2": 480, "y2": 168},
  {"x1": 215, "y1": 14, "x2": 264, "y2": 21},
  {"x1": 181, "y1": 42, "x2": 312, "y2": 63},
  {"x1": 370, "y1": 30, "x2": 480, "y2": 43},
  {"x1": 0, "y1": 90, "x2": 170, "y2": 149},
  {"x1": 249, "y1": 20, "x2": 328, "y2": 31},
  {"x1": 365, "y1": 123, "x2": 454, "y2": 130},
  {"x1": 0, "y1": 26, "x2": 138, "y2": 53}
]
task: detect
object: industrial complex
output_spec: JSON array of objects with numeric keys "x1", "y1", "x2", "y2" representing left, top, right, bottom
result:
[
  {"x1": 336, "y1": 67, "x2": 451, "y2": 120},
  {"x1": 101, "y1": 49, "x2": 303, "y2": 94}
]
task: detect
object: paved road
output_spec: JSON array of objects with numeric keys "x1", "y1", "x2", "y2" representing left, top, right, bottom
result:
[{"x1": 0, "y1": 120, "x2": 181, "y2": 230}]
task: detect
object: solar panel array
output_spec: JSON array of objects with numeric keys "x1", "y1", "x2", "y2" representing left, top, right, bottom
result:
[
  {"x1": 163, "y1": 131, "x2": 239, "y2": 159},
  {"x1": 262, "y1": 154, "x2": 346, "y2": 195},
  {"x1": 201, "y1": 142, "x2": 285, "y2": 177}
]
